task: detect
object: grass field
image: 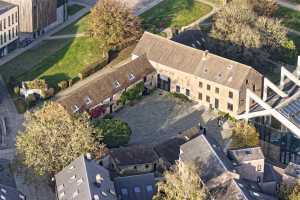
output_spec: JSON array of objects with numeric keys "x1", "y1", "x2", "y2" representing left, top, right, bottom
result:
[
  {"x1": 275, "y1": 6, "x2": 300, "y2": 32},
  {"x1": 141, "y1": 0, "x2": 212, "y2": 30},
  {"x1": 54, "y1": 13, "x2": 89, "y2": 36},
  {"x1": 67, "y1": 4, "x2": 85, "y2": 16},
  {"x1": 0, "y1": 37, "x2": 104, "y2": 88}
]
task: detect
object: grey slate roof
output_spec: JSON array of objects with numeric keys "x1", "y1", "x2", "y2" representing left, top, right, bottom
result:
[
  {"x1": 55, "y1": 155, "x2": 117, "y2": 200},
  {"x1": 110, "y1": 145, "x2": 158, "y2": 167},
  {"x1": 179, "y1": 134, "x2": 233, "y2": 182},
  {"x1": 114, "y1": 173, "x2": 155, "y2": 200},
  {"x1": 0, "y1": 1, "x2": 16, "y2": 15},
  {"x1": 0, "y1": 159, "x2": 26, "y2": 200},
  {"x1": 133, "y1": 32, "x2": 260, "y2": 90},
  {"x1": 228, "y1": 147, "x2": 265, "y2": 163}
]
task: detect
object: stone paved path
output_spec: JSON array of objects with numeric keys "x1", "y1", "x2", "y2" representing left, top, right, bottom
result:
[{"x1": 277, "y1": 0, "x2": 300, "y2": 12}]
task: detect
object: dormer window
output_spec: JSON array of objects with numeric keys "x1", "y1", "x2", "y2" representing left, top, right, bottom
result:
[
  {"x1": 71, "y1": 105, "x2": 79, "y2": 113},
  {"x1": 128, "y1": 73, "x2": 135, "y2": 81},
  {"x1": 113, "y1": 80, "x2": 121, "y2": 89},
  {"x1": 84, "y1": 96, "x2": 92, "y2": 105}
]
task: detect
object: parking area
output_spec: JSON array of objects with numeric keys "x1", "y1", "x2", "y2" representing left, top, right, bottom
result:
[{"x1": 114, "y1": 90, "x2": 232, "y2": 147}]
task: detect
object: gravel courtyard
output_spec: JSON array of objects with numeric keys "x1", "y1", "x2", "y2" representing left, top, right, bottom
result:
[{"x1": 114, "y1": 90, "x2": 231, "y2": 146}]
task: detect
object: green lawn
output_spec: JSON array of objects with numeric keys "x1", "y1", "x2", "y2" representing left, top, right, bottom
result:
[
  {"x1": 67, "y1": 4, "x2": 85, "y2": 16},
  {"x1": 1, "y1": 37, "x2": 104, "y2": 88},
  {"x1": 275, "y1": 6, "x2": 300, "y2": 32},
  {"x1": 54, "y1": 13, "x2": 89, "y2": 36},
  {"x1": 141, "y1": 0, "x2": 213, "y2": 30}
]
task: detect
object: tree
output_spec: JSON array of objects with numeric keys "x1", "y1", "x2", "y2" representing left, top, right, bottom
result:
[
  {"x1": 209, "y1": 0, "x2": 296, "y2": 67},
  {"x1": 94, "y1": 118, "x2": 131, "y2": 148},
  {"x1": 231, "y1": 121, "x2": 259, "y2": 149},
  {"x1": 16, "y1": 102, "x2": 102, "y2": 176},
  {"x1": 153, "y1": 162, "x2": 207, "y2": 200},
  {"x1": 247, "y1": 0, "x2": 278, "y2": 17},
  {"x1": 88, "y1": 0, "x2": 142, "y2": 49},
  {"x1": 279, "y1": 181, "x2": 300, "y2": 200}
]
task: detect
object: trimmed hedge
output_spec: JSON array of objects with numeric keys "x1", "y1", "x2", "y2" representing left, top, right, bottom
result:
[{"x1": 78, "y1": 56, "x2": 109, "y2": 80}]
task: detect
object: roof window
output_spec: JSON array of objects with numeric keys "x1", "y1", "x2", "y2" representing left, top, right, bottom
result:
[
  {"x1": 71, "y1": 105, "x2": 79, "y2": 113},
  {"x1": 84, "y1": 96, "x2": 92, "y2": 105},
  {"x1": 0, "y1": 189, "x2": 6, "y2": 194},
  {"x1": 128, "y1": 73, "x2": 135, "y2": 81},
  {"x1": 113, "y1": 80, "x2": 121, "y2": 89}
]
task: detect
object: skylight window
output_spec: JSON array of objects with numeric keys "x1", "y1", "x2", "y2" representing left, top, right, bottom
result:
[
  {"x1": 0, "y1": 189, "x2": 6, "y2": 194},
  {"x1": 84, "y1": 96, "x2": 92, "y2": 105},
  {"x1": 146, "y1": 185, "x2": 153, "y2": 193},
  {"x1": 128, "y1": 73, "x2": 135, "y2": 81},
  {"x1": 57, "y1": 184, "x2": 64, "y2": 192},
  {"x1": 71, "y1": 105, "x2": 79, "y2": 113},
  {"x1": 113, "y1": 80, "x2": 121, "y2": 89}
]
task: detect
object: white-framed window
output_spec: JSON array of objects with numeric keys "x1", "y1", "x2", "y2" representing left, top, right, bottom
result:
[
  {"x1": 84, "y1": 96, "x2": 92, "y2": 105},
  {"x1": 113, "y1": 80, "x2": 121, "y2": 89},
  {"x1": 128, "y1": 73, "x2": 135, "y2": 81},
  {"x1": 71, "y1": 105, "x2": 79, "y2": 113}
]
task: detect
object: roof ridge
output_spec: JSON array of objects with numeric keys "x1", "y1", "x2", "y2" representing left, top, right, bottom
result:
[{"x1": 143, "y1": 32, "x2": 253, "y2": 71}]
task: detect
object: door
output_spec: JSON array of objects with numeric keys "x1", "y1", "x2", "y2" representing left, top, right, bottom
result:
[
  {"x1": 215, "y1": 99, "x2": 219, "y2": 109},
  {"x1": 157, "y1": 74, "x2": 170, "y2": 92}
]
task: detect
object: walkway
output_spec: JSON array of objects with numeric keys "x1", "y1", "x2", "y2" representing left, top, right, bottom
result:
[
  {"x1": 45, "y1": 33, "x2": 86, "y2": 40},
  {"x1": 277, "y1": 0, "x2": 300, "y2": 12}
]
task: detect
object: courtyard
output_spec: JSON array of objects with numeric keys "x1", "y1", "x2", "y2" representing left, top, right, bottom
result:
[{"x1": 113, "y1": 90, "x2": 232, "y2": 147}]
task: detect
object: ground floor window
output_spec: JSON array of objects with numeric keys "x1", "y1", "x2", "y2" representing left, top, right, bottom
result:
[
  {"x1": 206, "y1": 95, "x2": 210, "y2": 103},
  {"x1": 227, "y1": 103, "x2": 233, "y2": 111},
  {"x1": 186, "y1": 89, "x2": 190, "y2": 96},
  {"x1": 198, "y1": 93, "x2": 202, "y2": 100},
  {"x1": 176, "y1": 85, "x2": 180, "y2": 93}
]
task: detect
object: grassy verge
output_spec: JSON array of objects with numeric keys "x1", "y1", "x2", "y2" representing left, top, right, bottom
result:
[
  {"x1": 141, "y1": 0, "x2": 212, "y2": 31},
  {"x1": 274, "y1": 6, "x2": 300, "y2": 32},
  {"x1": 54, "y1": 13, "x2": 89, "y2": 36},
  {"x1": 67, "y1": 4, "x2": 85, "y2": 16}
]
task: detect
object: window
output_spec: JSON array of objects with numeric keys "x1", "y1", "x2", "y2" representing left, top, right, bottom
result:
[
  {"x1": 121, "y1": 188, "x2": 128, "y2": 195},
  {"x1": 73, "y1": 190, "x2": 79, "y2": 198},
  {"x1": 176, "y1": 85, "x2": 180, "y2": 93},
  {"x1": 257, "y1": 165, "x2": 262, "y2": 171},
  {"x1": 8, "y1": 16, "x2": 10, "y2": 26},
  {"x1": 113, "y1": 80, "x2": 120, "y2": 89},
  {"x1": 186, "y1": 89, "x2": 190, "y2": 96},
  {"x1": 84, "y1": 96, "x2": 92, "y2": 105},
  {"x1": 143, "y1": 76, "x2": 147, "y2": 82},
  {"x1": 0, "y1": 35, "x2": 2, "y2": 45},
  {"x1": 206, "y1": 96, "x2": 210, "y2": 103},
  {"x1": 134, "y1": 187, "x2": 141, "y2": 193},
  {"x1": 146, "y1": 185, "x2": 153, "y2": 193},
  {"x1": 128, "y1": 73, "x2": 135, "y2": 81},
  {"x1": 207, "y1": 84, "x2": 211, "y2": 91},
  {"x1": 145, "y1": 164, "x2": 149, "y2": 168},
  {"x1": 246, "y1": 79, "x2": 249, "y2": 85},
  {"x1": 215, "y1": 87, "x2": 219, "y2": 94},
  {"x1": 8, "y1": 30, "x2": 11, "y2": 40},
  {"x1": 71, "y1": 105, "x2": 79, "y2": 113},
  {"x1": 253, "y1": 84, "x2": 256, "y2": 92},
  {"x1": 15, "y1": 12, "x2": 18, "y2": 23},
  {"x1": 215, "y1": 99, "x2": 219, "y2": 109},
  {"x1": 59, "y1": 192, "x2": 65, "y2": 198},
  {"x1": 12, "y1": 14, "x2": 14, "y2": 25},
  {"x1": 227, "y1": 103, "x2": 233, "y2": 111},
  {"x1": 12, "y1": 27, "x2": 14, "y2": 38},
  {"x1": 3, "y1": 19, "x2": 6, "y2": 29},
  {"x1": 0, "y1": 21, "x2": 2, "y2": 31},
  {"x1": 57, "y1": 184, "x2": 64, "y2": 192},
  {"x1": 199, "y1": 81, "x2": 203, "y2": 88},
  {"x1": 229, "y1": 91, "x2": 233, "y2": 99},
  {"x1": 257, "y1": 176, "x2": 261, "y2": 183},
  {"x1": 198, "y1": 93, "x2": 202, "y2": 100}
]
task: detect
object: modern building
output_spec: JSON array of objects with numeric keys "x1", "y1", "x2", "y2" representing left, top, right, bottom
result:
[
  {"x1": 237, "y1": 61, "x2": 300, "y2": 165},
  {"x1": 54, "y1": 154, "x2": 117, "y2": 200},
  {"x1": 132, "y1": 32, "x2": 263, "y2": 117},
  {"x1": 56, "y1": 55, "x2": 156, "y2": 117},
  {"x1": 114, "y1": 173, "x2": 156, "y2": 200},
  {"x1": 3, "y1": 0, "x2": 67, "y2": 39},
  {"x1": 0, "y1": 0, "x2": 18, "y2": 57}
]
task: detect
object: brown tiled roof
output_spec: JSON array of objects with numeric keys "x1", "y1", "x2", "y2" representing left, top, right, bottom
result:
[
  {"x1": 133, "y1": 32, "x2": 259, "y2": 90},
  {"x1": 56, "y1": 55, "x2": 155, "y2": 113},
  {"x1": 110, "y1": 145, "x2": 158, "y2": 166}
]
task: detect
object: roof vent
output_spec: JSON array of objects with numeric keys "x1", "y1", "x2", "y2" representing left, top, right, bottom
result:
[
  {"x1": 227, "y1": 64, "x2": 233, "y2": 69},
  {"x1": 86, "y1": 153, "x2": 92, "y2": 160},
  {"x1": 202, "y1": 50, "x2": 209, "y2": 60},
  {"x1": 204, "y1": 68, "x2": 208, "y2": 73},
  {"x1": 94, "y1": 194, "x2": 100, "y2": 200},
  {"x1": 96, "y1": 174, "x2": 104, "y2": 185}
]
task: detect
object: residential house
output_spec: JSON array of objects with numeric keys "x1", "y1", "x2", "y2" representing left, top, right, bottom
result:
[
  {"x1": 109, "y1": 145, "x2": 159, "y2": 176},
  {"x1": 179, "y1": 135, "x2": 278, "y2": 200},
  {"x1": 114, "y1": 173, "x2": 156, "y2": 200},
  {"x1": 0, "y1": 159, "x2": 26, "y2": 200},
  {"x1": 132, "y1": 32, "x2": 263, "y2": 117},
  {"x1": 56, "y1": 55, "x2": 156, "y2": 118},
  {"x1": 0, "y1": 0, "x2": 18, "y2": 57},
  {"x1": 54, "y1": 154, "x2": 117, "y2": 200},
  {"x1": 2, "y1": 0, "x2": 67, "y2": 39}
]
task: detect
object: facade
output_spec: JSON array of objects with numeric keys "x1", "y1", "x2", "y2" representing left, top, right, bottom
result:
[
  {"x1": 55, "y1": 154, "x2": 117, "y2": 200},
  {"x1": 56, "y1": 55, "x2": 156, "y2": 117},
  {"x1": 132, "y1": 32, "x2": 263, "y2": 117},
  {"x1": 0, "y1": 0, "x2": 18, "y2": 57},
  {"x1": 3, "y1": 0, "x2": 67, "y2": 39},
  {"x1": 109, "y1": 145, "x2": 159, "y2": 175}
]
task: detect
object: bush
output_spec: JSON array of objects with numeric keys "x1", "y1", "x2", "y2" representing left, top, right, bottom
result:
[
  {"x1": 58, "y1": 80, "x2": 68, "y2": 90},
  {"x1": 25, "y1": 94, "x2": 37, "y2": 108},
  {"x1": 13, "y1": 86, "x2": 20, "y2": 96},
  {"x1": 118, "y1": 82, "x2": 144, "y2": 105},
  {"x1": 25, "y1": 79, "x2": 47, "y2": 90},
  {"x1": 94, "y1": 118, "x2": 131, "y2": 148},
  {"x1": 15, "y1": 98, "x2": 27, "y2": 114},
  {"x1": 169, "y1": 92, "x2": 191, "y2": 102},
  {"x1": 69, "y1": 77, "x2": 80, "y2": 87},
  {"x1": 45, "y1": 88, "x2": 55, "y2": 98},
  {"x1": 78, "y1": 57, "x2": 109, "y2": 80}
]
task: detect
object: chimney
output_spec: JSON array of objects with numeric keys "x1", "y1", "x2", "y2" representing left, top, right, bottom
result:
[
  {"x1": 95, "y1": 174, "x2": 104, "y2": 185},
  {"x1": 86, "y1": 153, "x2": 92, "y2": 160}
]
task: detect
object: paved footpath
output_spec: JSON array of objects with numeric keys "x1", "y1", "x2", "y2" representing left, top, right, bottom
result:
[{"x1": 277, "y1": 0, "x2": 300, "y2": 11}]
